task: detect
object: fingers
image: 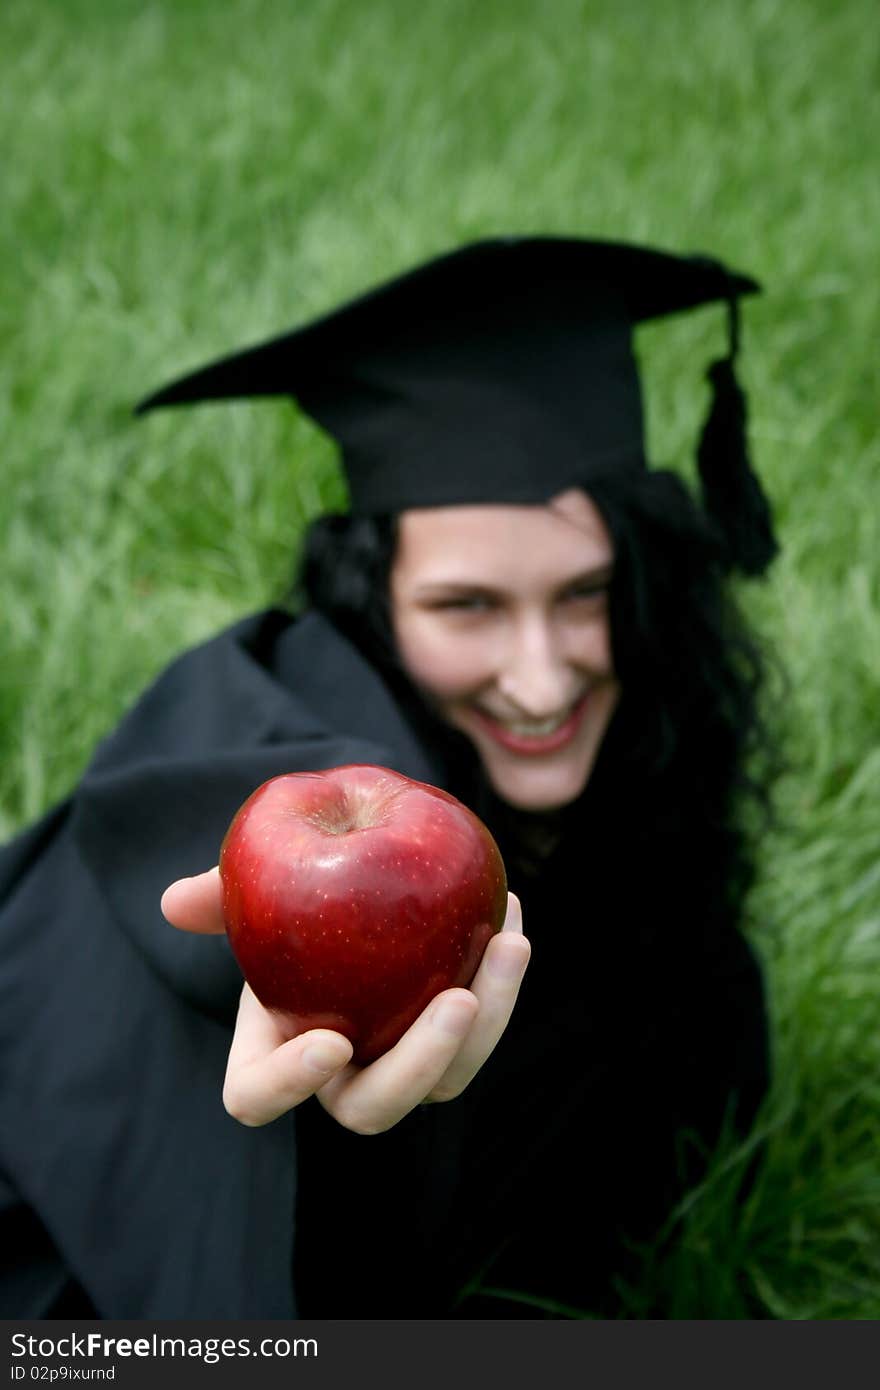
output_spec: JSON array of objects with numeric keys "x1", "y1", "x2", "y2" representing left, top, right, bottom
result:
[
  {"x1": 219, "y1": 894, "x2": 529, "y2": 1135},
  {"x1": 316, "y1": 988, "x2": 480, "y2": 1135},
  {"x1": 316, "y1": 895, "x2": 526, "y2": 1130},
  {"x1": 222, "y1": 985, "x2": 353, "y2": 1127},
  {"x1": 423, "y1": 892, "x2": 530, "y2": 1101},
  {"x1": 161, "y1": 867, "x2": 226, "y2": 934}
]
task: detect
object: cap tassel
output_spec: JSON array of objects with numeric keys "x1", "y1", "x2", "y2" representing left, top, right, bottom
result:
[{"x1": 696, "y1": 299, "x2": 778, "y2": 577}]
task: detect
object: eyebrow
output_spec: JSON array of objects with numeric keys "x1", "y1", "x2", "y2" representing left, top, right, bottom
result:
[{"x1": 413, "y1": 562, "x2": 614, "y2": 598}]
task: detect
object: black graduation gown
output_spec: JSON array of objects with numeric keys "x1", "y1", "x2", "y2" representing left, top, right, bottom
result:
[{"x1": 0, "y1": 608, "x2": 769, "y2": 1319}]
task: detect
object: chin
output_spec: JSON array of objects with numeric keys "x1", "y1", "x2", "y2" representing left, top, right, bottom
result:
[{"x1": 482, "y1": 760, "x2": 593, "y2": 813}]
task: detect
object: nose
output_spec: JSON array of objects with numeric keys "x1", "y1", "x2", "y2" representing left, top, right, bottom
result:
[{"x1": 495, "y1": 613, "x2": 579, "y2": 717}]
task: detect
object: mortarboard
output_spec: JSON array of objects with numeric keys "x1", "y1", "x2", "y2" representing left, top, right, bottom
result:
[{"x1": 135, "y1": 236, "x2": 777, "y2": 576}]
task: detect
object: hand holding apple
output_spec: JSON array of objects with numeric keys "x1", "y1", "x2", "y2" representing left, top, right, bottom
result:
[
  {"x1": 162, "y1": 869, "x2": 529, "y2": 1133},
  {"x1": 218, "y1": 764, "x2": 509, "y2": 1065},
  {"x1": 161, "y1": 762, "x2": 529, "y2": 1133}
]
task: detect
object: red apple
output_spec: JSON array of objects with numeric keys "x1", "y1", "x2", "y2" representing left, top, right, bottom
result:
[{"x1": 219, "y1": 764, "x2": 508, "y2": 1065}]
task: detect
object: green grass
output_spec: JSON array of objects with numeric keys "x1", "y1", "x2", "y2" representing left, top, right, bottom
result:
[{"x1": 2, "y1": 0, "x2": 878, "y2": 1318}]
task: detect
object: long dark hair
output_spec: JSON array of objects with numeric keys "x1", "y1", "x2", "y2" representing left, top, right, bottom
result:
[{"x1": 298, "y1": 471, "x2": 783, "y2": 932}]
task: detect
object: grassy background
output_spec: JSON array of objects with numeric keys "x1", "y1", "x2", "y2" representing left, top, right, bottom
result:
[{"x1": 2, "y1": 0, "x2": 878, "y2": 1317}]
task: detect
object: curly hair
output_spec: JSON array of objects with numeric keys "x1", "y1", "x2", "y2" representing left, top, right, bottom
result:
[{"x1": 297, "y1": 471, "x2": 783, "y2": 933}]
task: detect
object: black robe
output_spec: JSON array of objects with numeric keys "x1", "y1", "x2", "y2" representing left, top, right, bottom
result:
[{"x1": 0, "y1": 609, "x2": 769, "y2": 1318}]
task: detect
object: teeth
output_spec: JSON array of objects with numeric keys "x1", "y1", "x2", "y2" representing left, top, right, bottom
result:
[
  {"x1": 477, "y1": 696, "x2": 588, "y2": 739},
  {"x1": 504, "y1": 716, "x2": 567, "y2": 737}
]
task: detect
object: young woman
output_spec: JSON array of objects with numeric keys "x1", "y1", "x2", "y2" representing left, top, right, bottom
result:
[{"x1": 0, "y1": 237, "x2": 779, "y2": 1318}]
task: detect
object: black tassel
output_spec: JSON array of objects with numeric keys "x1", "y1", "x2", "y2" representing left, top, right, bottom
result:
[{"x1": 697, "y1": 301, "x2": 778, "y2": 578}]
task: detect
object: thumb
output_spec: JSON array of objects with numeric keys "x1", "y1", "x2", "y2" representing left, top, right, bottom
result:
[{"x1": 161, "y1": 866, "x2": 226, "y2": 934}]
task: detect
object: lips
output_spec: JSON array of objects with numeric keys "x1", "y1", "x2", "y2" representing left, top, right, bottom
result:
[{"x1": 469, "y1": 694, "x2": 590, "y2": 756}]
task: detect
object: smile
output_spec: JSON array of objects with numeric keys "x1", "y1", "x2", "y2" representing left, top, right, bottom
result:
[{"x1": 469, "y1": 694, "x2": 590, "y2": 755}]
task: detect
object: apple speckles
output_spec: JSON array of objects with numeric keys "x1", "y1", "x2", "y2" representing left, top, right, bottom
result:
[{"x1": 220, "y1": 763, "x2": 506, "y2": 1064}]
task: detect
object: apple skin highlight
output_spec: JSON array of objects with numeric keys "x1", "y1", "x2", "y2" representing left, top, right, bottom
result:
[{"x1": 219, "y1": 764, "x2": 508, "y2": 1065}]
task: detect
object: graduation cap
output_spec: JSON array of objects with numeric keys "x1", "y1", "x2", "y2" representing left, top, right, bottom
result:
[{"x1": 136, "y1": 236, "x2": 777, "y2": 577}]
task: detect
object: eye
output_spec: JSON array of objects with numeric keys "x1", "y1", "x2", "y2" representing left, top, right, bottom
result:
[
  {"x1": 427, "y1": 594, "x2": 497, "y2": 613},
  {"x1": 561, "y1": 580, "x2": 609, "y2": 604}
]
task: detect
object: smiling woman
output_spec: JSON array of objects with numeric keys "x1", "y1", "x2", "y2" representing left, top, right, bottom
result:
[
  {"x1": 0, "y1": 236, "x2": 780, "y2": 1318},
  {"x1": 390, "y1": 491, "x2": 621, "y2": 810}
]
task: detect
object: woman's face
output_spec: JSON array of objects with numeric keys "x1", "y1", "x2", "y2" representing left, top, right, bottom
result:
[{"x1": 390, "y1": 488, "x2": 620, "y2": 811}]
